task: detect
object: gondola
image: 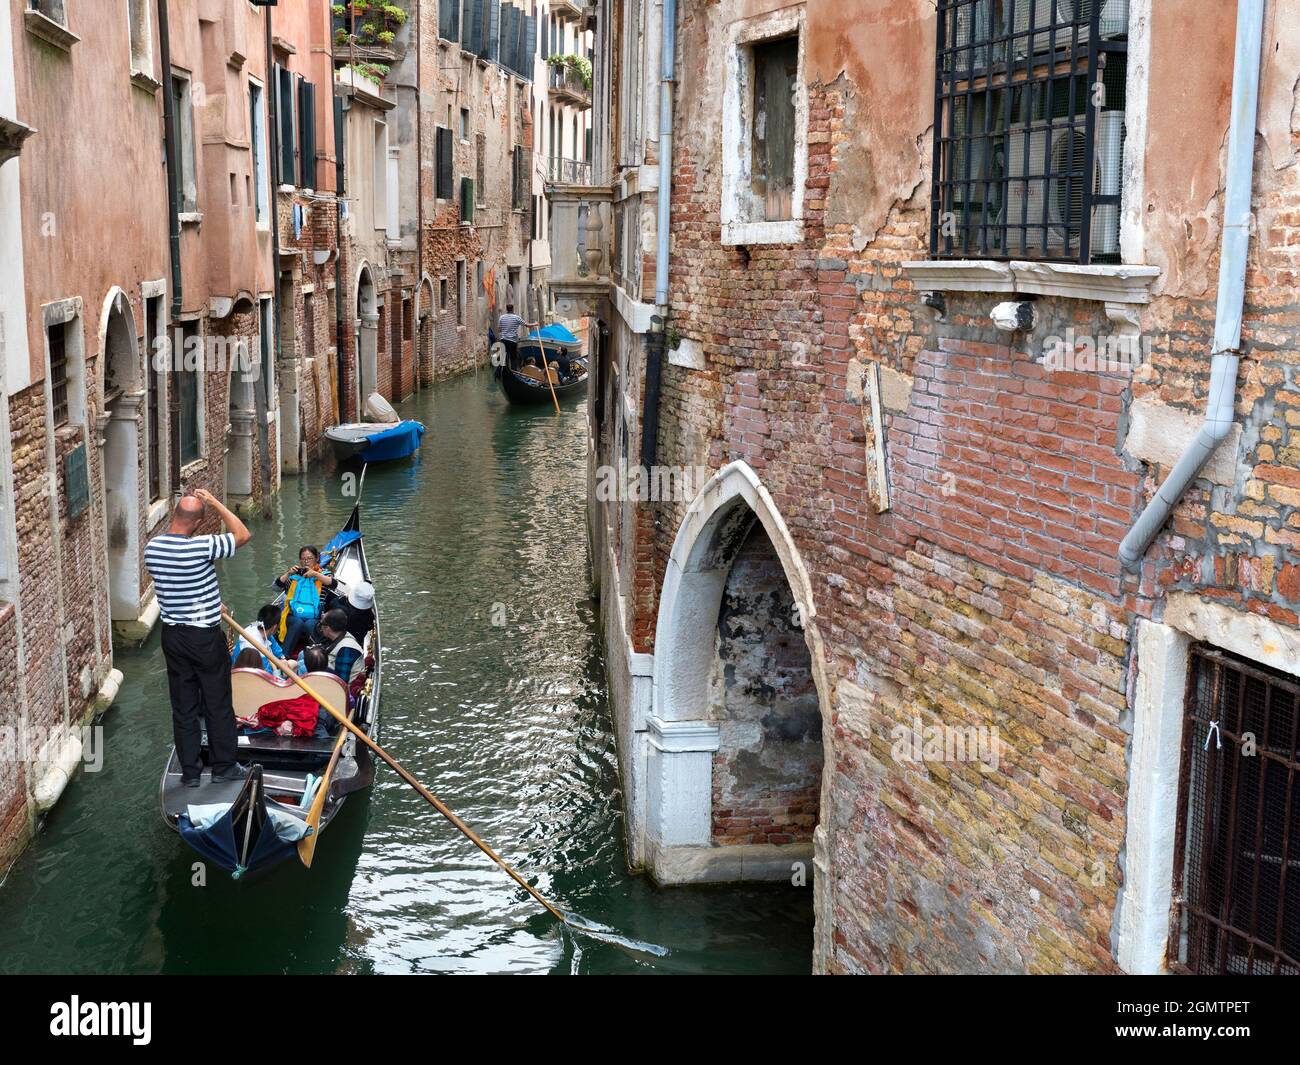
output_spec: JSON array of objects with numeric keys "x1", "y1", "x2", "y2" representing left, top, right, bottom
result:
[
  {"x1": 493, "y1": 323, "x2": 588, "y2": 406},
  {"x1": 324, "y1": 391, "x2": 424, "y2": 462},
  {"x1": 158, "y1": 504, "x2": 381, "y2": 877},
  {"x1": 324, "y1": 419, "x2": 424, "y2": 462}
]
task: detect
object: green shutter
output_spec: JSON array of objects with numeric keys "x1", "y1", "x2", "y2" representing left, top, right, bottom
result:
[{"x1": 461, "y1": 177, "x2": 475, "y2": 223}]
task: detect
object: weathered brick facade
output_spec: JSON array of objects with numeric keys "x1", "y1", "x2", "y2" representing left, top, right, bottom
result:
[{"x1": 576, "y1": 0, "x2": 1300, "y2": 973}]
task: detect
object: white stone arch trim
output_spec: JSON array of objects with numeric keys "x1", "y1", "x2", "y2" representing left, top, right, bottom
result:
[
  {"x1": 647, "y1": 460, "x2": 834, "y2": 949},
  {"x1": 95, "y1": 285, "x2": 141, "y2": 402},
  {"x1": 652, "y1": 459, "x2": 828, "y2": 726},
  {"x1": 416, "y1": 272, "x2": 436, "y2": 320},
  {"x1": 354, "y1": 260, "x2": 377, "y2": 318}
]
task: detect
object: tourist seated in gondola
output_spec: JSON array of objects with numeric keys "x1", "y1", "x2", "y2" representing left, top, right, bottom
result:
[
  {"x1": 313, "y1": 609, "x2": 366, "y2": 685},
  {"x1": 331, "y1": 579, "x2": 375, "y2": 644},
  {"x1": 231, "y1": 603, "x2": 285, "y2": 671},
  {"x1": 232, "y1": 646, "x2": 265, "y2": 670},
  {"x1": 274, "y1": 546, "x2": 335, "y2": 656}
]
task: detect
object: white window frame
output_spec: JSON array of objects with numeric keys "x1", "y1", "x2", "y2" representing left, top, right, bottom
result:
[
  {"x1": 126, "y1": 0, "x2": 153, "y2": 78},
  {"x1": 720, "y1": 6, "x2": 808, "y2": 247},
  {"x1": 1118, "y1": 594, "x2": 1300, "y2": 974},
  {"x1": 249, "y1": 78, "x2": 270, "y2": 228},
  {"x1": 172, "y1": 69, "x2": 199, "y2": 215},
  {"x1": 176, "y1": 317, "x2": 205, "y2": 469},
  {"x1": 373, "y1": 120, "x2": 389, "y2": 235}
]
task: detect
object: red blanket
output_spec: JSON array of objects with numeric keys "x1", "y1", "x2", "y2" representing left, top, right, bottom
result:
[{"x1": 256, "y1": 694, "x2": 320, "y2": 737}]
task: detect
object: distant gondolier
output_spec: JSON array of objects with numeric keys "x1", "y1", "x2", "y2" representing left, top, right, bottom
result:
[
  {"x1": 144, "y1": 488, "x2": 252, "y2": 788},
  {"x1": 496, "y1": 304, "x2": 536, "y2": 365}
]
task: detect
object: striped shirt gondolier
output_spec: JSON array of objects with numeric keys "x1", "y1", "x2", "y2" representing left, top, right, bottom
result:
[
  {"x1": 497, "y1": 312, "x2": 527, "y2": 341},
  {"x1": 144, "y1": 532, "x2": 237, "y2": 627}
]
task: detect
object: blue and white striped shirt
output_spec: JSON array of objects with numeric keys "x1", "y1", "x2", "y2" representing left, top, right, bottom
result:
[{"x1": 144, "y1": 532, "x2": 237, "y2": 627}]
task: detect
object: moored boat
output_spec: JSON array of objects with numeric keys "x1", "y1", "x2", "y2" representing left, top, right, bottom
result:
[
  {"x1": 159, "y1": 504, "x2": 381, "y2": 877},
  {"x1": 325, "y1": 391, "x2": 424, "y2": 461}
]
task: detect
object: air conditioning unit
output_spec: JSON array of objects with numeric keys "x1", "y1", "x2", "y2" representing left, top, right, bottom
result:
[
  {"x1": 1013, "y1": 0, "x2": 1130, "y2": 58},
  {"x1": 1003, "y1": 110, "x2": 1124, "y2": 257},
  {"x1": 952, "y1": 0, "x2": 996, "y2": 68}
]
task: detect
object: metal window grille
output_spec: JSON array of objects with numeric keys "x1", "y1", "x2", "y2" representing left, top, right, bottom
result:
[
  {"x1": 930, "y1": 0, "x2": 1128, "y2": 263},
  {"x1": 48, "y1": 323, "x2": 68, "y2": 427},
  {"x1": 1173, "y1": 645, "x2": 1300, "y2": 975}
]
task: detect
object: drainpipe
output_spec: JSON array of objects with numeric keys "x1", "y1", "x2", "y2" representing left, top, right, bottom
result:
[
  {"x1": 639, "y1": 0, "x2": 675, "y2": 469},
  {"x1": 415, "y1": 0, "x2": 424, "y2": 391},
  {"x1": 1118, "y1": 0, "x2": 1265, "y2": 570},
  {"x1": 157, "y1": 0, "x2": 182, "y2": 498}
]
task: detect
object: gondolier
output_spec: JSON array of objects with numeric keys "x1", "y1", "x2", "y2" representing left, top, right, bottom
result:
[
  {"x1": 496, "y1": 304, "x2": 536, "y2": 364},
  {"x1": 144, "y1": 488, "x2": 252, "y2": 788}
]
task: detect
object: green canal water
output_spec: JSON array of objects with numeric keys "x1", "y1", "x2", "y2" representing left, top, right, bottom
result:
[{"x1": 0, "y1": 371, "x2": 813, "y2": 975}]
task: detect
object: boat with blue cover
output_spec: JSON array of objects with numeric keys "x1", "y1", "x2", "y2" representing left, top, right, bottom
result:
[
  {"x1": 158, "y1": 505, "x2": 381, "y2": 877},
  {"x1": 493, "y1": 322, "x2": 589, "y2": 406}
]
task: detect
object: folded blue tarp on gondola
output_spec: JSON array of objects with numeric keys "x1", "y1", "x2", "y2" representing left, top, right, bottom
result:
[
  {"x1": 177, "y1": 802, "x2": 310, "y2": 877},
  {"x1": 360, "y1": 420, "x2": 424, "y2": 462},
  {"x1": 527, "y1": 323, "x2": 580, "y2": 345}
]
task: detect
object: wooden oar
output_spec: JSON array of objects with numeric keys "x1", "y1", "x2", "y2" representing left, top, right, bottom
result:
[
  {"x1": 298, "y1": 721, "x2": 349, "y2": 867},
  {"x1": 221, "y1": 610, "x2": 565, "y2": 923},
  {"x1": 531, "y1": 333, "x2": 561, "y2": 415}
]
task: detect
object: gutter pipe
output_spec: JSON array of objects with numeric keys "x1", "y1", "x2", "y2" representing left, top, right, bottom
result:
[
  {"x1": 1118, "y1": 0, "x2": 1265, "y2": 569},
  {"x1": 639, "y1": 0, "x2": 675, "y2": 469}
]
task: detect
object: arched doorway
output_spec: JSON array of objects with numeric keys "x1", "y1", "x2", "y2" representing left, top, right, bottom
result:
[
  {"x1": 648, "y1": 460, "x2": 832, "y2": 961},
  {"x1": 417, "y1": 275, "x2": 435, "y2": 386},
  {"x1": 355, "y1": 265, "x2": 377, "y2": 414},
  {"x1": 100, "y1": 289, "x2": 142, "y2": 623}
]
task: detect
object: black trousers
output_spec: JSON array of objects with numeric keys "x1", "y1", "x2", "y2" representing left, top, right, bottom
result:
[{"x1": 160, "y1": 623, "x2": 240, "y2": 779}]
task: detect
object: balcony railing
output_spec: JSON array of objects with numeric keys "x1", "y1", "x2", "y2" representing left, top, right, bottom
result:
[
  {"x1": 551, "y1": 0, "x2": 586, "y2": 20},
  {"x1": 547, "y1": 156, "x2": 592, "y2": 184},
  {"x1": 548, "y1": 62, "x2": 591, "y2": 108},
  {"x1": 545, "y1": 180, "x2": 612, "y2": 319}
]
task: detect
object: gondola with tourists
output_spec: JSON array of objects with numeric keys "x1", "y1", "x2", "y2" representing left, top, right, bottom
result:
[
  {"x1": 158, "y1": 503, "x2": 381, "y2": 877},
  {"x1": 493, "y1": 323, "x2": 588, "y2": 406}
]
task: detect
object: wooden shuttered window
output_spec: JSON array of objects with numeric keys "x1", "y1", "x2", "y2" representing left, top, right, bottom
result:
[
  {"x1": 436, "y1": 126, "x2": 454, "y2": 200},
  {"x1": 297, "y1": 79, "x2": 316, "y2": 189}
]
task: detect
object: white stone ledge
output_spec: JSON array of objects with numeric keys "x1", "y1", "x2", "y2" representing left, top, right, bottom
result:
[
  {"x1": 722, "y1": 218, "x2": 804, "y2": 247},
  {"x1": 903, "y1": 259, "x2": 1161, "y2": 304}
]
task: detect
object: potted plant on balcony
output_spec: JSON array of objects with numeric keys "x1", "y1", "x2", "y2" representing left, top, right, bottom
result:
[
  {"x1": 546, "y1": 53, "x2": 592, "y2": 92},
  {"x1": 333, "y1": 0, "x2": 408, "y2": 80}
]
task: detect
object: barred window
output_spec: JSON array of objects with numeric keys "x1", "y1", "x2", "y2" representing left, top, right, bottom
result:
[
  {"x1": 1173, "y1": 646, "x2": 1300, "y2": 975},
  {"x1": 48, "y1": 322, "x2": 69, "y2": 427},
  {"x1": 931, "y1": 0, "x2": 1129, "y2": 263}
]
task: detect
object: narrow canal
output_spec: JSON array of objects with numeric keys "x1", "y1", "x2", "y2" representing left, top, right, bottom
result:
[{"x1": 0, "y1": 371, "x2": 812, "y2": 974}]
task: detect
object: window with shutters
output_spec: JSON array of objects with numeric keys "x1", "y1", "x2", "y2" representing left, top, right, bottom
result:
[
  {"x1": 250, "y1": 81, "x2": 270, "y2": 225},
  {"x1": 720, "y1": 10, "x2": 807, "y2": 246},
  {"x1": 435, "y1": 126, "x2": 454, "y2": 200},
  {"x1": 373, "y1": 121, "x2": 388, "y2": 231},
  {"x1": 461, "y1": 177, "x2": 476, "y2": 223},
  {"x1": 171, "y1": 70, "x2": 199, "y2": 213},
  {"x1": 931, "y1": 0, "x2": 1129, "y2": 264},
  {"x1": 277, "y1": 65, "x2": 297, "y2": 185},
  {"x1": 439, "y1": 0, "x2": 460, "y2": 42},
  {"x1": 178, "y1": 322, "x2": 202, "y2": 466},
  {"x1": 298, "y1": 79, "x2": 317, "y2": 189},
  {"x1": 145, "y1": 295, "x2": 165, "y2": 502},
  {"x1": 511, "y1": 145, "x2": 527, "y2": 210},
  {"x1": 476, "y1": 133, "x2": 486, "y2": 205}
]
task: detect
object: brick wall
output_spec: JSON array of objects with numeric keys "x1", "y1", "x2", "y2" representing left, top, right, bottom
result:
[{"x1": 594, "y1": 2, "x2": 1300, "y2": 974}]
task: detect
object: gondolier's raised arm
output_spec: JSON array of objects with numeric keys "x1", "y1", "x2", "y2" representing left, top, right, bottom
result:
[{"x1": 195, "y1": 487, "x2": 251, "y2": 548}]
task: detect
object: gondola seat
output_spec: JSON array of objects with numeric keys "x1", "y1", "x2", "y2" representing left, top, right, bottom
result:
[
  {"x1": 518, "y1": 364, "x2": 559, "y2": 384},
  {"x1": 231, "y1": 667, "x2": 348, "y2": 722}
]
